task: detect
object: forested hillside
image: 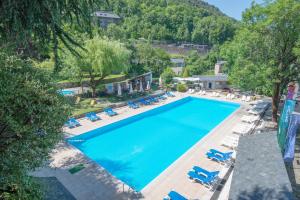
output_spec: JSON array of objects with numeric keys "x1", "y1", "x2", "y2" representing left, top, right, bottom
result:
[{"x1": 103, "y1": 0, "x2": 237, "y2": 45}]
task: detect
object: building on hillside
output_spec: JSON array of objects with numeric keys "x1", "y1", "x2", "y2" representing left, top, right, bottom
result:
[
  {"x1": 214, "y1": 60, "x2": 226, "y2": 75},
  {"x1": 92, "y1": 11, "x2": 121, "y2": 28},
  {"x1": 170, "y1": 58, "x2": 185, "y2": 75},
  {"x1": 173, "y1": 61, "x2": 228, "y2": 90}
]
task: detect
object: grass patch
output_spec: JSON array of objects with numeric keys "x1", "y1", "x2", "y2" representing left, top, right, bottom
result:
[{"x1": 68, "y1": 164, "x2": 85, "y2": 174}]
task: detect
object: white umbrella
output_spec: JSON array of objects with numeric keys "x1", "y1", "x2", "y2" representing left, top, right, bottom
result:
[
  {"x1": 146, "y1": 81, "x2": 151, "y2": 90},
  {"x1": 117, "y1": 83, "x2": 122, "y2": 96},
  {"x1": 129, "y1": 82, "x2": 133, "y2": 94},
  {"x1": 159, "y1": 76, "x2": 163, "y2": 87},
  {"x1": 139, "y1": 82, "x2": 144, "y2": 92}
]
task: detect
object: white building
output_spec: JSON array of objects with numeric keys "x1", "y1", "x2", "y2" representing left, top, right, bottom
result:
[
  {"x1": 173, "y1": 61, "x2": 228, "y2": 90},
  {"x1": 170, "y1": 58, "x2": 185, "y2": 75}
]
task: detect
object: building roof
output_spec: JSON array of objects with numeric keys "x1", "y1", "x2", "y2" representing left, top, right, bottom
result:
[
  {"x1": 170, "y1": 58, "x2": 185, "y2": 63},
  {"x1": 229, "y1": 133, "x2": 294, "y2": 200},
  {"x1": 173, "y1": 75, "x2": 228, "y2": 82},
  {"x1": 93, "y1": 11, "x2": 120, "y2": 19}
]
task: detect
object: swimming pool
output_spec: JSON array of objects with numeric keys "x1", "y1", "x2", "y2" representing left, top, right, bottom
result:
[
  {"x1": 58, "y1": 89, "x2": 75, "y2": 96},
  {"x1": 68, "y1": 97, "x2": 240, "y2": 191}
]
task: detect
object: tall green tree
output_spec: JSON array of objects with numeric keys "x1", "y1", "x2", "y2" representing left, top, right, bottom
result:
[
  {"x1": 0, "y1": 0, "x2": 105, "y2": 71},
  {"x1": 0, "y1": 51, "x2": 70, "y2": 199},
  {"x1": 221, "y1": 0, "x2": 300, "y2": 121},
  {"x1": 64, "y1": 37, "x2": 131, "y2": 97}
]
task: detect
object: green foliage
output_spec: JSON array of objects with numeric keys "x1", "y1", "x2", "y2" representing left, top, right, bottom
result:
[
  {"x1": 0, "y1": 0, "x2": 105, "y2": 71},
  {"x1": 161, "y1": 67, "x2": 175, "y2": 84},
  {"x1": 185, "y1": 49, "x2": 219, "y2": 75},
  {"x1": 103, "y1": 0, "x2": 237, "y2": 44},
  {"x1": 128, "y1": 42, "x2": 171, "y2": 77},
  {"x1": 220, "y1": 0, "x2": 300, "y2": 120},
  {"x1": 176, "y1": 83, "x2": 188, "y2": 92},
  {"x1": 62, "y1": 36, "x2": 131, "y2": 97},
  {"x1": 182, "y1": 67, "x2": 190, "y2": 77},
  {"x1": 0, "y1": 51, "x2": 70, "y2": 199}
]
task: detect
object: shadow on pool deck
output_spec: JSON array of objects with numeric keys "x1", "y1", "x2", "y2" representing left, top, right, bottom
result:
[{"x1": 33, "y1": 142, "x2": 144, "y2": 200}]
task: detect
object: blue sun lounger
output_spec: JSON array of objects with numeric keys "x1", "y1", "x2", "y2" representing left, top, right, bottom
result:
[
  {"x1": 86, "y1": 112, "x2": 101, "y2": 122},
  {"x1": 148, "y1": 97, "x2": 159, "y2": 103},
  {"x1": 163, "y1": 190, "x2": 187, "y2": 200},
  {"x1": 65, "y1": 118, "x2": 81, "y2": 128},
  {"x1": 158, "y1": 95, "x2": 167, "y2": 100},
  {"x1": 128, "y1": 101, "x2": 139, "y2": 109},
  {"x1": 206, "y1": 149, "x2": 233, "y2": 163},
  {"x1": 139, "y1": 98, "x2": 151, "y2": 105},
  {"x1": 209, "y1": 149, "x2": 233, "y2": 158},
  {"x1": 104, "y1": 108, "x2": 118, "y2": 116},
  {"x1": 192, "y1": 166, "x2": 219, "y2": 178},
  {"x1": 166, "y1": 91, "x2": 175, "y2": 97},
  {"x1": 188, "y1": 170, "x2": 218, "y2": 187}
]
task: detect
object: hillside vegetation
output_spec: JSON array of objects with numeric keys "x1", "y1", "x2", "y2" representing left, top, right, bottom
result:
[{"x1": 103, "y1": 0, "x2": 237, "y2": 45}]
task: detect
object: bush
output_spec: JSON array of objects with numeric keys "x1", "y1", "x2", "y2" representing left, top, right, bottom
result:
[
  {"x1": 161, "y1": 67, "x2": 175, "y2": 84},
  {"x1": 176, "y1": 83, "x2": 188, "y2": 92}
]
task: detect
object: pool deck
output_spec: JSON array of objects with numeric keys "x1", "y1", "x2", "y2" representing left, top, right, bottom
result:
[{"x1": 32, "y1": 92, "x2": 252, "y2": 200}]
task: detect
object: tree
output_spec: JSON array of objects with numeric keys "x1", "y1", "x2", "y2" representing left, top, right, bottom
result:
[
  {"x1": 182, "y1": 67, "x2": 190, "y2": 77},
  {"x1": 65, "y1": 36, "x2": 131, "y2": 97},
  {"x1": 133, "y1": 42, "x2": 171, "y2": 77},
  {"x1": 221, "y1": 0, "x2": 300, "y2": 121},
  {"x1": 0, "y1": 0, "x2": 105, "y2": 71},
  {"x1": 161, "y1": 67, "x2": 175, "y2": 84},
  {"x1": 0, "y1": 51, "x2": 70, "y2": 199}
]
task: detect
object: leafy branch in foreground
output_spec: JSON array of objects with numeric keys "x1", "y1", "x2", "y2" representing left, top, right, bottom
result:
[
  {"x1": 0, "y1": 51, "x2": 70, "y2": 199},
  {"x1": 0, "y1": 0, "x2": 106, "y2": 71}
]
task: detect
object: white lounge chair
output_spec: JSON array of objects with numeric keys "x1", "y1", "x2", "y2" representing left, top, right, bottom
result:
[
  {"x1": 241, "y1": 95, "x2": 246, "y2": 101},
  {"x1": 248, "y1": 108, "x2": 265, "y2": 115},
  {"x1": 232, "y1": 123, "x2": 254, "y2": 135},
  {"x1": 222, "y1": 136, "x2": 239, "y2": 149},
  {"x1": 230, "y1": 94, "x2": 236, "y2": 99},
  {"x1": 241, "y1": 115, "x2": 260, "y2": 123},
  {"x1": 253, "y1": 102, "x2": 269, "y2": 110},
  {"x1": 188, "y1": 89, "x2": 195, "y2": 94},
  {"x1": 245, "y1": 96, "x2": 251, "y2": 102},
  {"x1": 226, "y1": 94, "x2": 231, "y2": 99}
]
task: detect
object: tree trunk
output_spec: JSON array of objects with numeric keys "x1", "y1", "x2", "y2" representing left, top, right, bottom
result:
[
  {"x1": 272, "y1": 81, "x2": 281, "y2": 122},
  {"x1": 89, "y1": 73, "x2": 96, "y2": 98}
]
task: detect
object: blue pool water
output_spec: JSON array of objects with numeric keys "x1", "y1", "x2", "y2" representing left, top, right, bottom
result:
[
  {"x1": 59, "y1": 90, "x2": 75, "y2": 96},
  {"x1": 68, "y1": 97, "x2": 240, "y2": 191}
]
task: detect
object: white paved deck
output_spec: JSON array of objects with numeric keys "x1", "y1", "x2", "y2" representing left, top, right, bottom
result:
[{"x1": 33, "y1": 92, "x2": 251, "y2": 200}]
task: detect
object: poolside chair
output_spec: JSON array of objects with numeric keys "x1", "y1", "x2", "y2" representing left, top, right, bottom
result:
[
  {"x1": 241, "y1": 95, "x2": 246, "y2": 101},
  {"x1": 166, "y1": 91, "x2": 175, "y2": 97},
  {"x1": 128, "y1": 101, "x2": 139, "y2": 109},
  {"x1": 158, "y1": 95, "x2": 167, "y2": 100},
  {"x1": 86, "y1": 112, "x2": 101, "y2": 122},
  {"x1": 148, "y1": 97, "x2": 159, "y2": 103},
  {"x1": 248, "y1": 107, "x2": 265, "y2": 115},
  {"x1": 192, "y1": 166, "x2": 219, "y2": 178},
  {"x1": 104, "y1": 108, "x2": 118, "y2": 116},
  {"x1": 163, "y1": 190, "x2": 187, "y2": 200},
  {"x1": 222, "y1": 137, "x2": 239, "y2": 149},
  {"x1": 232, "y1": 123, "x2": 254, "y2": 135},
  {"x1": 206, "y1": 149, "x2": 233, "y2": 163},
  {"x1": 241, "y1": 115, "x2": 260, "y2": 123},
  {"x1": 188, "y1": 170, "x2": 219, "y2": 188},
  {"x1": 139, "y1": 98, "x2": 151, "y2": 105},
  {"x1": 65, "y1": 118, "x2": 81, "y2": 128},
  {"x1": 230, "y1": 94, "x2": 236, "y2": 99},
  {"x1": 188, "y1": 88, "x2": 195, "y2": 94},
  {"x1": 245, "y1": 96, "x2": 252, "y2": 102},
  {"x1": 226, "y1": 94, "x2": 231, "y2": 99}
]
